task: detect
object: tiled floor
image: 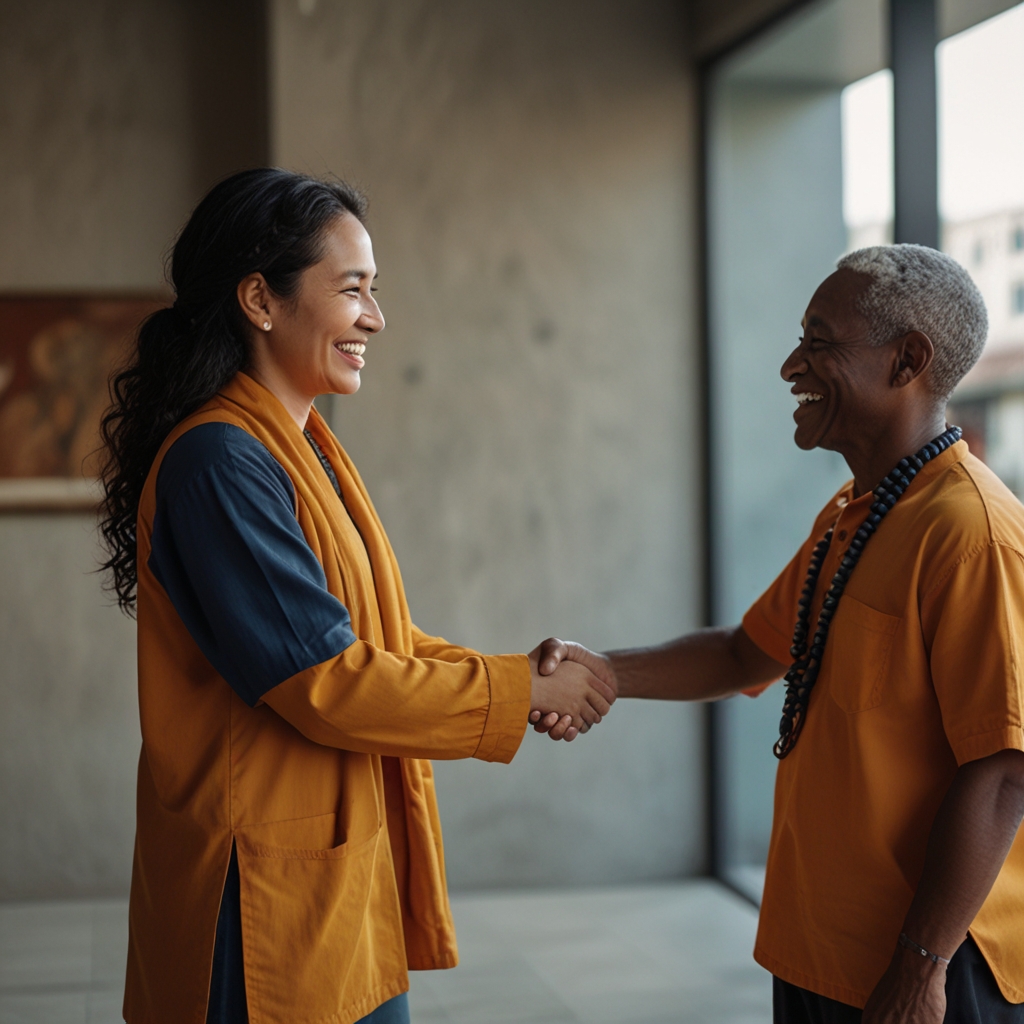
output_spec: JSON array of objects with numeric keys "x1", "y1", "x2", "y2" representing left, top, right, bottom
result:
[
  {"x1": 0, "y1": 900, "x2": 125, "y2": 1023},
  {"x1": 0, "y1": 881, "x2": 770, "y2": 1023}
]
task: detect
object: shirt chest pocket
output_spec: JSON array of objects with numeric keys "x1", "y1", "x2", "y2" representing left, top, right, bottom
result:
[{"x1": 823, "y1": 596, "x2": 902, "y2": 713}]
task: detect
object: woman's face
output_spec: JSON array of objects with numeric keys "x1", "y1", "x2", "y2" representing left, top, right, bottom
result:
[{"x1": 244, "y1": 213, "x2": 384, "y2": 406}]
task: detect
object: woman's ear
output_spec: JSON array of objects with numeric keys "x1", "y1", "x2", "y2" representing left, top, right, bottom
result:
[
  {"x1": 237, "y1": 274, "x2": 273, "y2": 333},
  {"x1": 892, "y1": 331, "x2": 935, "y2": 388}
]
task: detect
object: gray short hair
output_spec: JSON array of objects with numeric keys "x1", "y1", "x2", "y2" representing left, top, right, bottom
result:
[{"x1": 835, "y1": 244, "x2": 988, "y2": 400}]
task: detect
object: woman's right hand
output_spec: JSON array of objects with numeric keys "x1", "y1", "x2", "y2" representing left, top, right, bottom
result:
[{"x1": 527, "y1": 644, "x2": 616, "y2": 742}]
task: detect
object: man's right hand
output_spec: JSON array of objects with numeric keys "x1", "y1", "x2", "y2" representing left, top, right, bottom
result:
[
  {"x1": 529, "y1": 627, "x2": 785, "y2": 706},
  {"x1": 527, "y1": 643, "x2": 616, "y2": 742}
]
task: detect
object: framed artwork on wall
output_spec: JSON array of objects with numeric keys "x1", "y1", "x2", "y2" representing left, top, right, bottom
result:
[{"x1": 0, "y1": 294, "x2": 167, "y2": 512}]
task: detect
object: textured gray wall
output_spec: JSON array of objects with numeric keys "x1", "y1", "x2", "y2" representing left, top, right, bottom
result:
[
  {"x1": 0, "y1": 518, "x2": 138, "y2": 898},
  {"x1": 0, "y1": 0, "x2": 266, "y2": 899},
  {"x1": 1, "y1": 0, "x2": 705, "y2": 897},
  {"x1": 0, "y1": 0, "x2": 193, "y2": 290},
  {"x1": 271, "y1": 0, "x2": 706, "y2": 888},
  {"x1": 0, "y1": 0, "x2": 268, "y2": 290},
  {"x1": 0, "y1": 0, "x2": 192, "y2": 899}
]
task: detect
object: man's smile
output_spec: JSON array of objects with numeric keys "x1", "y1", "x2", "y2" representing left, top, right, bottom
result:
[{"x1": 794, "y1": 391, "x2": 824, "y2": 406}]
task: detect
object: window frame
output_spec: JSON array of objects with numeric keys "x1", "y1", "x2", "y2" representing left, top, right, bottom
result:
[{"x1": 698, "y1": 0, "x2": 943, "y2": 903}]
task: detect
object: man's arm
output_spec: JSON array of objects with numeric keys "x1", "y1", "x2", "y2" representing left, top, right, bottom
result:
[
  {"x1": 532, "y1": 626, "x2": 786, "y2": 730},
  {"x1": 604, "y1": 626, "x2": 785, "y2": 700},
  {"x1": 862, "y1": 747, "x2": 1024, "y2": 1024}
]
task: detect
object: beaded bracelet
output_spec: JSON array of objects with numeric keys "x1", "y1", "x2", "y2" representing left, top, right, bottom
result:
[{"x1": 898, "y1": 932, "x2": 951, "y2": 966}]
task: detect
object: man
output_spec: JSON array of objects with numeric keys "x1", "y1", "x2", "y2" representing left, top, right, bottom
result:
[{"x1": 536, "y1": 245, "x2": 1024, "y2": 1023}]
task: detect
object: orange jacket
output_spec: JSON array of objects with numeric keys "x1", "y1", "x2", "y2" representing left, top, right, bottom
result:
[{"x1": 123, "y1": 372, "x2": 531, "y2": 1023}]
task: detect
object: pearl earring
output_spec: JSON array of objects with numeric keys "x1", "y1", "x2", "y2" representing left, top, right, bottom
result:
[{"x1": 263, "y1": 321, "x2": 271, "y2": 331}]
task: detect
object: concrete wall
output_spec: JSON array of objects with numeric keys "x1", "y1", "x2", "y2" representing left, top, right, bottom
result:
[
  {"x1": 0, "y1": 518, "x2": 138, "y2": 898},
  {"x1": 271, "y1": 0, "x2": 706, "y2": 888},
  {"x1": 1, "y1": 0, "x2": 704, "y2": 897},
  {"x1": 0, "y1": 0, "x2": 266, "y2": 899}
]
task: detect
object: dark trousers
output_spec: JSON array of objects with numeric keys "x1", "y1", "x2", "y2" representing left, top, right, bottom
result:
[{"x1": 774, "y1": 936, "x2": 1024, "y2": 1024}]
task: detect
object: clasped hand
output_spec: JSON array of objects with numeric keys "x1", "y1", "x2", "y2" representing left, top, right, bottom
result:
[{"x1": 526, "y1": 637, "x2": 617, "y2": 742}]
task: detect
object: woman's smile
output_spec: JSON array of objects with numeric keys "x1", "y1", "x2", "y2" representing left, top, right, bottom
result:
[{"x1": 335, "y1": 340, "x2": 366, "y2": 369}]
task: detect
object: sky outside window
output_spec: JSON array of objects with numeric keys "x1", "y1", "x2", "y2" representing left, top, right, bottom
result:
[
  {"x1": 936, "y1": 3, "x2": 1024, "y2": 498},
  {"x1": 841, "y1": 69, "x2": 893, "y2": 250},
  {"x1": 938, "y1": 3, "x2": 1024, "y2": 222},
  {"x1": 840, "y1": 3, "x2": 1024, "y2": 250},
  {"x1": 937, "y1": 3, "x2": 1024, "y2": 353}
]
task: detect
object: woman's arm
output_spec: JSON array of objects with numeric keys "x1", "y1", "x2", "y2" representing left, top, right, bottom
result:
[
  {"x1": 410, "y1": 625, "x2": 484, "y2": 664},
  {"x1": 151, "y1": 424, "x2": 609, "y2": 761},
  {"x1": 262, "y1": 641, "x2": 611, "y2": 762}
]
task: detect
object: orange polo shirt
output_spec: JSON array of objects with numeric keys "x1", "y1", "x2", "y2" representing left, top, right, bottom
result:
[{"x1": 742, "y1": 440, "x2": 1024, "y2": 1008}]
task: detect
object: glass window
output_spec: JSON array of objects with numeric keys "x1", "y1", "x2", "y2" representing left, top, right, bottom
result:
[
  {"x1": 842, "y1": 70, "x2": 893, "y2": 252},
  {"x1": 705, "y1": 0, "x2": 886, "y2": 904},
  {"x1": 941, "y1": 4, "x2": 1024, "y2": 499}
]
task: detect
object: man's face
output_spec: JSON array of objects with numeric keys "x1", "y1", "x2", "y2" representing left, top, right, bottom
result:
[{"x1": 781, "y1": 269, "x2": 899, "y2": 452}]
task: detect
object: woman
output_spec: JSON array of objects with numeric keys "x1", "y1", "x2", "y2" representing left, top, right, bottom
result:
[{"x1": 100, "y1": 168, "x2": 614, "y2": 1024}]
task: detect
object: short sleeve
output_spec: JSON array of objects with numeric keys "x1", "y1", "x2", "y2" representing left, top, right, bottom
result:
[
  {"x1": 742, "y1": 541, "x2": 814, "y2": 671},
  {"x1": 149, "y1": 422, "x2": 358, "y2": 706},
  {"x1": 922, "y1": 543, "x2": 1024, "y2": 764}
]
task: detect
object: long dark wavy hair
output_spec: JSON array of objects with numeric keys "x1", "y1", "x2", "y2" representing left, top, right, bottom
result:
[{"x1": 99, "y1": 168, "x2": 367, "y2": 614}]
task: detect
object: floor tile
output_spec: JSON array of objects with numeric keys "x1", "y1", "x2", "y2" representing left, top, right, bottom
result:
[
  {"x1": 406, "y1": 881, "x2": 772, "y2": 1024},
  {"x1": 86, "y1": 987, "x2": 124, "y2": 1023},
  {"x1": 0, "y1": 991, "x2": 87, "y2": 1024},
  {"x1": 2, "y1": 882, "x2": 772, "y2": 1024},
  {"x1": 0, "y1": 902, "x2": 92, "y2": 990},
  {"x1": 412, "y1": 957, "x2": 577, "y2": 1023},
  {"x1": 89, "y1": 903, "x2": 128, "y2": 988}
]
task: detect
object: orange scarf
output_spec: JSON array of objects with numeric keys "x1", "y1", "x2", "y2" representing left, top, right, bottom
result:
[{"x1": 124, "y1": 372, "x2": 529, "y2": 1024}]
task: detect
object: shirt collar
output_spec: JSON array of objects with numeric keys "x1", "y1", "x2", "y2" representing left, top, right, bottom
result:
[{"x1": 834, "y1": 438, "x2": 967, "y2": 510}]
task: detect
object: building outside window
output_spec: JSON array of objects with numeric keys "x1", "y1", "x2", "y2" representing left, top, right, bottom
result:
[{"x1": 943, "y1": 4, "x2": 1024, "y2": 504}]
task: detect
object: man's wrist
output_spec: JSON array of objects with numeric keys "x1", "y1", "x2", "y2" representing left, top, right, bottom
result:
[
  {"x1": 899, "y1": 932, "x2": 951, "y2": 966},
  {"x1": 892, "y1": 939, "x2": 948, "y2": 980},
  {"x1": 605, "y1": 652, "x2": 630, "y2": 697}
]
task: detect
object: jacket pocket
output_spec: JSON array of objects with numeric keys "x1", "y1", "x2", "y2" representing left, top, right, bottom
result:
[
  {"x1": 236, "y1": 824, "x2": 406, "y2": 1023},
  {"x1": 824, "y1": 596, "x2": 901, "y2": 713},
  {"x1": 236, "y1": 810, "x2": 383, "y2": 860}
]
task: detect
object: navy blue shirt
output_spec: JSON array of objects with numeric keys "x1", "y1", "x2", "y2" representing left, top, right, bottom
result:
[
  {"x1": 151, "y1": 422, "x2": 370, "y2": 1023},
  {"x1": 150, "y1": 422, "x2": 358, "y2": 706}
]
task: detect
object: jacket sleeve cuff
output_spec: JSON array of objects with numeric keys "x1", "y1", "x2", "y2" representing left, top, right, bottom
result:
[{"x1": 474, "y1": 654, "x2": 531, "y2": 763}]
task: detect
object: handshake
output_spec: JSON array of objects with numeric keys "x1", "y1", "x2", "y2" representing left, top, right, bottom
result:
[{"x1": 527, "y1": 638, "x2": 618, "y2": 742}]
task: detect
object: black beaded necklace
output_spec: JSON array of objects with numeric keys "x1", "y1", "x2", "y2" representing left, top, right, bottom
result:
[
  {"x1": 304, "y1": 429, "x2": 343, "y2": 498},
  {"x1": 773, "y1": 425, "x2": 962, "y2": 759}
]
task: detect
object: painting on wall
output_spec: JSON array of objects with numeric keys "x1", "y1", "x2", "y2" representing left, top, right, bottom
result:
[{"x1": 0, "y1": 295, "x2": 167, "y2": 511}]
